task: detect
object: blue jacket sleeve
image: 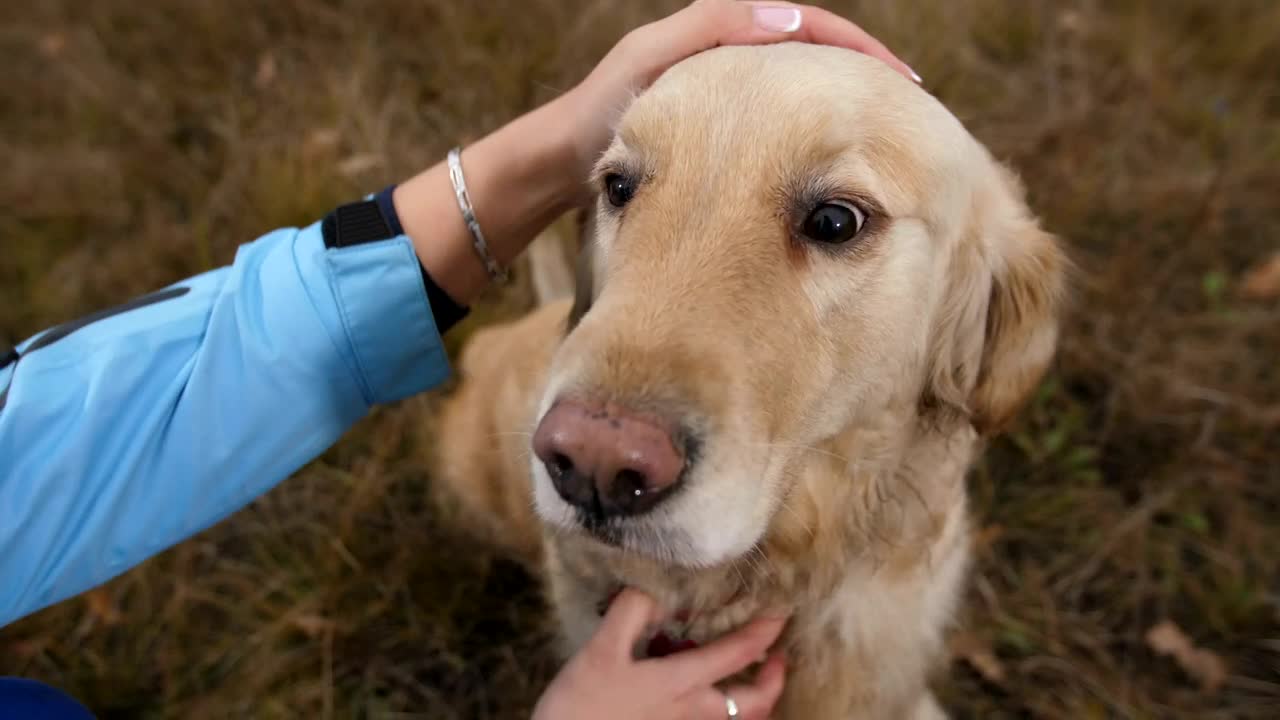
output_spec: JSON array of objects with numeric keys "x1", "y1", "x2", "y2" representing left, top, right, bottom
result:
[{"x1": 0, "y1": 213, "x2": 455, "y2": 628}]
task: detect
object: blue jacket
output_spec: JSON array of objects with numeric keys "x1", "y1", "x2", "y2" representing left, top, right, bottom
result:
[{"x1": 0, "y1": 188, "x2": 462, "y2": 629}]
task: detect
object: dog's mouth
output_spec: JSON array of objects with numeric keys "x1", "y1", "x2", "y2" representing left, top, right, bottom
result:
[
  {"x1": 566, "y1": 507, "x2": 714, "y2": 568},
  {"x1": 575, "y1": 512, "x2": 666, "y2": 554},
  {"x1": 577, "y1": 512, "x2": 624, "y2": 545},
  {"x1": 539, "y1": 465, "x2": 775, "y2": 569}
]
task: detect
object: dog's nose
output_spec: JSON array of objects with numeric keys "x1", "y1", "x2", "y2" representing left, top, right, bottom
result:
[{"x1": 532, "y1": 400, "x2": 685, "y2": 518}]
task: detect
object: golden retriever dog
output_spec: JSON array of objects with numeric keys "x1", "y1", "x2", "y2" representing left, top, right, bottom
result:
[{"x1": 433, "y1": 42, "x2": 1067, "y2": 719}]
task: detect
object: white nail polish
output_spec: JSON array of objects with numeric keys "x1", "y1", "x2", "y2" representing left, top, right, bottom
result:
[{"x1": 753, "y1": 7, "x2": 803, "y2": 33}]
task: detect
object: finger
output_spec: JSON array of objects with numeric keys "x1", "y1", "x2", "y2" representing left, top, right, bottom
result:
[
  {"x1": 720, "y1": 651, "x2": 787, "y2": 720},
  {"x1": 738, "y1": 2, "x2": 918, "y2": 83},
  {"x1": 684, "y1": 687, "x2": 742, "y2": 720},
  {"x1": 649, "y1": 615, "x2": 787, "y2": 693},
  {"x1": 625, "y1": 0, "x2": 758, "y2": 82},
  {"x1": 653, "y1": 1, "x2": 919, "y2": 85},
  {"x1": 776, "y1": 4, "x2": 920, "y2": 83},
  {"x1": 592, "y1": 587, "x2": 668, "y2": 660},
  {"x1": 681, "y1": 652, "x2": 787, "y2": 720}
]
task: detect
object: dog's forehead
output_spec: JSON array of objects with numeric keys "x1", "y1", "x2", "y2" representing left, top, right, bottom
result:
[{"x1": 615, "y1": 44, "x2": 973, "y2": 204}]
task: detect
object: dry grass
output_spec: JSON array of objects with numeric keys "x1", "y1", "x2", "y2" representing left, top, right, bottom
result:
[{"x1": 2, "y1": 0, "x2": 1278, "y2": 718}]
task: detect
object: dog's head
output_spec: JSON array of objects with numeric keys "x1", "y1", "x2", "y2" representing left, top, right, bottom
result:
[{"x1": 530, "y1": 43, "x2": 1066, "y2": 568}]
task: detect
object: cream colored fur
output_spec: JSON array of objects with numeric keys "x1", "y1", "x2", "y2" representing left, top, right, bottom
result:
[{"x1": 433, "y1": 43, "x2": 1067, "y2": 719}]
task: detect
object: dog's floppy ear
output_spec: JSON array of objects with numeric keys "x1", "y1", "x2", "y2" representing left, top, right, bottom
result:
[
  {"x1": 970, "y1": 218, "x2": 1066, "y2": 434},
  {"x1": 928, "y1": 168, "x2": 1068, "y2": 435},
  {"x1": 567, "y1": 205, "x2": 598, "y2": 331}
]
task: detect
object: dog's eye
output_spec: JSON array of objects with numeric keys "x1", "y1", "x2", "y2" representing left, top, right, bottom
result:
[
  {"x1": 604, "y1": 173, "x2": 635, "y2": 208},
  {"x1": 801, "y1": 202, "x2": 866, "y2": 244}
]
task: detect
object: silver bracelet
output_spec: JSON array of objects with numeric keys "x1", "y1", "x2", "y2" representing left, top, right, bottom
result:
[{"x1": 447, "y1": 146, "x2": 508, "y2": 284}]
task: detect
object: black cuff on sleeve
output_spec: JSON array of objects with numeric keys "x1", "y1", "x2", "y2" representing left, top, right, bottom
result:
[
  {"x1": 419, "y1": 267, "x2": 470, "y2": 336},
  {"x1": 324, "y1": 186, "x2": 471, "y2": 335},
  {"x1": 373, "y1": 184, "x2": 405, "y2": 236}
]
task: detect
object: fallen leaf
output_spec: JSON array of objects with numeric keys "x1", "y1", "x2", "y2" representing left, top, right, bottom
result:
[
  {"x1": 306, "y1": 128, "x2": 341, "y2": 153},
  {"x1": 1057, "y1": 9, "x2": 1085, "y2": 33},
  {"x1": 254, "y1": 53, "x2": 277, "y2": 89},
  {"x1": 39, "y1": 32, "x2": 67, "y2": 58},
  {"x1": 1239, "y1": 251, "x2": 1280, "y2": 300},
  {"x1": 338, "y1": 153, "x2": 383, "y2": 177},
  {"x1": 951, "y1": 631, "x2": 1006, "y2": 685},
  {"x1": 8, "y1": 639, "x2": 47, "y2": 660},
  {"x1": 1145, "y1": 620, "x2": 1228, "y2": 693},
  {"x1": 973, "y1": 524, "x2": 1005, "y2": 551},
  {"x1": 84, "y1": 588, "x2": 122, "y2": 626},
  {"x1": 290, "y1": 614, "x2": 335, "y2": 638}
]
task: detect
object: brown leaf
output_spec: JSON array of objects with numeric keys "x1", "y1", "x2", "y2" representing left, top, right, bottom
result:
[
  {"x1": 338, "y1": 153, "x2": 383, "y2": 177},
  {"x1": 39, "y1": 32, "x2": 67, "y2": 58},
  {"x1": 290, "y1": 614, "x2": 335, "y2": 638},
  {"x1": 951, "y1": 631, "x2": 1006, "y2": 685},
  {"x1": 1145, "y1": 620, "x2": 1228, "y2": 693},
  {"x1": 305, "y1": 128, "x2": 341, "y2": 154},
  {"x1": 254, "y1": 53, "x2": 277, "y2": 89},
  {"x1": 1239, "y1": 251, "x2": 1280, "y2": 300},
  {"x1": 84, "y1": 588, "x2": 123, "y2": 626},
  {"x1": 1057, "y1": 9, "x2": 1086, "y2": 34},
  {"x1": 8, "y1": 638, "x2": 47, "y2": 660},
  {"x1": 973, "y1": 524, "x2": 1005, "y2": 552}
]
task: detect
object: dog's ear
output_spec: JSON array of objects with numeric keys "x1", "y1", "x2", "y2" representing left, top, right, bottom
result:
[
  {"x1": 567, "y1": 205, "x2": 598, "y2": 331},
  {"x1": 927, "y1": 168, "x2": 1069, "y2": 435},
  {"x1": 970, "y1": 219, "x2": 1067, "y2": 434}
]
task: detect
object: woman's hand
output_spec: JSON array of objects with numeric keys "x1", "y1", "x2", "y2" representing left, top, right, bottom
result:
[
  {"x1": 562, "y1": 0, "x2": 920, "y2": 187},
  {"x1": 396, "y1": 0, "x2": 913, "y2": 306},
  {"x1": 532, "y1": 588, "x2": 789, "y2": 720}
]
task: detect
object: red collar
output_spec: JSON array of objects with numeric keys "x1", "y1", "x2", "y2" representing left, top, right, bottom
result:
[{"x1": 645, "y1": 631, "x2": 700, "y2": 657}]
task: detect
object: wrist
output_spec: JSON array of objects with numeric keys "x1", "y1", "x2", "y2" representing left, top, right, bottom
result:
[
  {"x1": 475, "y1": 90, "x2": 587, "y2": 232},
  {"x1": 394, "y1": 93, "x2": 585, "y2": 306}
]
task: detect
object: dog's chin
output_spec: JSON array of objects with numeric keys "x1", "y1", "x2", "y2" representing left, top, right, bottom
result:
[{"x1": 583, "y1": 519, "x2": 749, "y2": 569}]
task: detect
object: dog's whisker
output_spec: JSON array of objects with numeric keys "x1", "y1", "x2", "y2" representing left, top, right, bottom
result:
[
  {"x1": 775, "y1": 496, "x2": 816, "y2": 543},
  {"x1": 748, "y1": 440, "x2": 856, "y2": 468},
  {"x1": 774, "y1": 472, "x2": 819, "y2": 543},
  {"x1": 757, "y1": 545, "x2": 781, "y2": 577},
  {"x1": 727, "y1": 555, "x2": 751, "y2": 593},
  {"x1": 739, "y1": 545, "x2": 773, "y2": 581}
]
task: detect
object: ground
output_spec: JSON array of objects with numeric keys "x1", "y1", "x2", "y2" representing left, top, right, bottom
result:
[{"x1": 1, "y1": 1, "x2": 1277, "y2": 718}]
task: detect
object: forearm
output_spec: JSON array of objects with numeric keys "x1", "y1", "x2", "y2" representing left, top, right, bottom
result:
[
  {"x1": 0, "y1": 92, "x2": 581, "y2": 627},
  {"x1": 0, "y1": 220, "x2": 449, "y2": 627},
  {"x1": 395, "y1": 91, "x2": 586, "y2": 306}
]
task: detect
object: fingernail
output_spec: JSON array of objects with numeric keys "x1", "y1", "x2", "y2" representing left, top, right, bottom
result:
[
  {"x1": 909, "y1": 66, "x2": 924, "y2": 84},
  {"x1": 753, "y1": 6, "x2": 803, "y2": 33}
]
